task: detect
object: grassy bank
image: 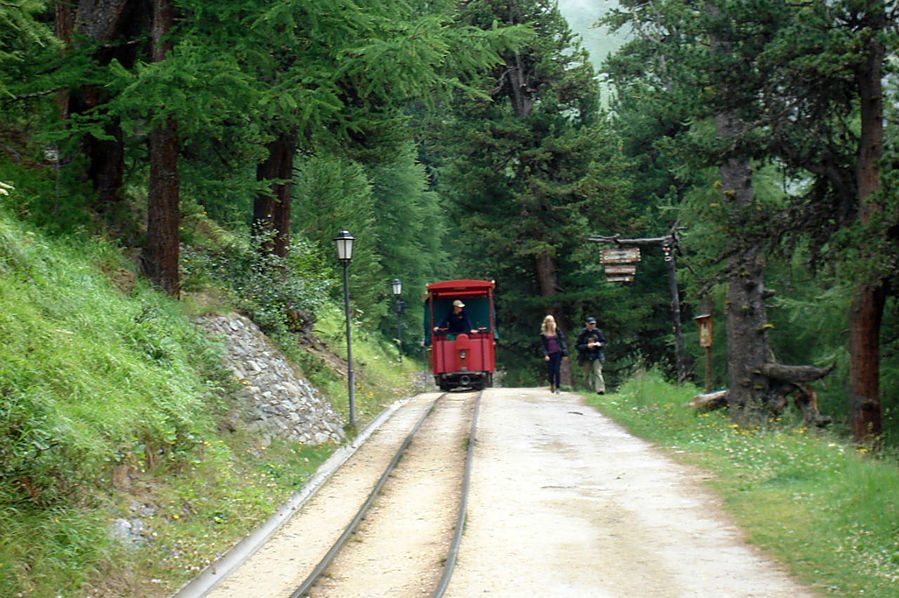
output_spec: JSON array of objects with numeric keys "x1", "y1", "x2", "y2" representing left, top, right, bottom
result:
[
  {"x1": 0, "y1": 211, "x2": 421, "y2": 596},
  {"x1": 585, "y1": 370, "x2": 899, "y2": 597}
]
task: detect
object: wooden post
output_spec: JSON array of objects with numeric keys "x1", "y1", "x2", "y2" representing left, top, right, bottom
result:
[
  {"x1": 696, "y1": 295, "x2": 714, "y2": 392},
  {"x1": 663, "y1": 241, "x2": 684, "y2": 381}
]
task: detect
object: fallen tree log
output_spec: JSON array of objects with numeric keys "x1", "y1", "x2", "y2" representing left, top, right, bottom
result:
[
  {"x1": 771, "y1": 382, "x2": 833, "y2": 427},
  {"x1": 686, "y1": 362, "x2": 834, "y2": 427},
  {"x1": 685, "y1": 390, "x2": 728, "y2": 412}
]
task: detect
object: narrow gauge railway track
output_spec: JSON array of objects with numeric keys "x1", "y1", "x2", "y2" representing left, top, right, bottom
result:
[{"x1": 291, "y1": 390, "x2": 481, "y2": 598}]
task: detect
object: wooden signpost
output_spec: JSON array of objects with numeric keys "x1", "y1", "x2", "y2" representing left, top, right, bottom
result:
[
  {"x1": 695, "y1": 310, "x2": 713, "y2": 391},
  {"x1": 600, "y1": 247, "x2": 641, "y2": 263},
  {"x1": 589, "y1": 230, "x2": 686, "y2": 380}
]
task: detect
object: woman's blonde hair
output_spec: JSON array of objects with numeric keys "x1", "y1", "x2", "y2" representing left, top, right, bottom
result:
[{"x1": 541, "y1": 315, "x2": 556, "y2": 335}]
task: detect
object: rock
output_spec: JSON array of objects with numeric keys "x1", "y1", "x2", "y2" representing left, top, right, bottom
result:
[
  {"x1": 196, "y1": 314, "x2": 344, "y2": 446},
  {"x1": 109, "y1": 518, "x2": 147, "y2": 548}
]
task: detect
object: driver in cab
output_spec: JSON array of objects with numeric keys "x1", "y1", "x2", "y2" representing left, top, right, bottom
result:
[{"x1": 434, "y1": 299, "x2": 478, "y2": 335}]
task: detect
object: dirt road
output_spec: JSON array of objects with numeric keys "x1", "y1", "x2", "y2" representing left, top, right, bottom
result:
[
  {"x1": 180, "y1": 388, "x2": 820, "y2": 597},
  {"x1": 443, "y1": 388, "x2": 819, "y2": 597}
]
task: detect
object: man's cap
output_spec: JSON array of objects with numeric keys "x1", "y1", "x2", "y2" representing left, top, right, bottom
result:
[
  {"x1": 585, "y1": 316, "x2": 596, "y2": 324},
  {"x1": 453, "y1": 299, "x2": 465, "y2": 308}
]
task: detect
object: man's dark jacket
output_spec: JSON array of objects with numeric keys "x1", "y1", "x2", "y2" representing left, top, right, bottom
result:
[
  {"x1": 575, "y1": 326, "x2": 606, "y2": 365},
  {"x1": 437, "y1": 309, "x2": 473, "y2": 333}
]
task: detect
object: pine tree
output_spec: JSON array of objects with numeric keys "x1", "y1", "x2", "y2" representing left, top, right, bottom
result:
[
  {"x1": 604, "y1": 0, "x2": 896, "y2": 433},
  {"x1": 435, "y1": 0, "x2": 631, "y2": 383}
]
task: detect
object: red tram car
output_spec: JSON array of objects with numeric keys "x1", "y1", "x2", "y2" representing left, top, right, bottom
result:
[{"x1": 424, "y1": 279, "x2": 497, "y2": 391}]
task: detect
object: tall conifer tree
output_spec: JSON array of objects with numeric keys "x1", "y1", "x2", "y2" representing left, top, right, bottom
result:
[
  {"x1": 604, "y1": 0, "x2": 896, "y2": 433},
  {"x1": 437, "y1": 0, "x2": 630, "y2": 382}
]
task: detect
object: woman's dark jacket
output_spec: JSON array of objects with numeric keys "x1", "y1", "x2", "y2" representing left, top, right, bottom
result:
[{"x1": 540, "y1": 328, "x2": 569, "y2": 357}]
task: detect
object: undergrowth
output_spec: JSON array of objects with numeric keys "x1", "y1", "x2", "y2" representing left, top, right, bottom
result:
[
  {"x1": 0, "y1": 207, "x2": 420, "y2": 596},
  {"x1": 587, "y1": 369, "x2": 899, "y2": 598}
]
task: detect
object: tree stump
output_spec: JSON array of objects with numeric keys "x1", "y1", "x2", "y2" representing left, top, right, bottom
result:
[{"x1": 687, "y1": 363, "x2": 834, "y2": 426}]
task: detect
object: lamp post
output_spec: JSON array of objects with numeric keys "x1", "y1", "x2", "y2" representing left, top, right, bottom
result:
[
  {"x1": 335, "y1": 230, "x2": 355, "y2": 428},
  {"x1": 391, "y1": 278, "x2": 403, "y2": 363}
]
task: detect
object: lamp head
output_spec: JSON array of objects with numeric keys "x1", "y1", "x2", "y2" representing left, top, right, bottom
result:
[{"x1": 335, "y1": 230, "x2": 354, "y2": 262}]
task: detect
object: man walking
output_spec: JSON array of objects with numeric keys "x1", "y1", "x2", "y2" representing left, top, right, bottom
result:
[{"x1": 575, "y1": 316, "x2": 606, "y2": 394}]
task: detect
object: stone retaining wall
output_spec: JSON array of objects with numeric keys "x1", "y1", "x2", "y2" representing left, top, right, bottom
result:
[{"x1": 196, "y1": 314, "x2": 344, "y2": 446}]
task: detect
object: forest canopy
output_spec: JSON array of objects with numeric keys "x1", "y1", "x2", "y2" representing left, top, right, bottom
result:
[{"x1": 0, "y1": 0, "x2": 897, "y2": 443}]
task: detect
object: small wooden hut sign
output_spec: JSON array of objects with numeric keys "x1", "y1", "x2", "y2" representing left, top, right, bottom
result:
[
  {"x1": 600, "y1": 247, "x2": 641, "y2": 282},
  {"x1": 695, "y1": 313, "x2": 713, "y2": 347}
]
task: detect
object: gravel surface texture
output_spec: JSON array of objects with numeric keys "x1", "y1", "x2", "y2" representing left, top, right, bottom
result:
[
  {"x1": 195, "y1": 388, "x2": 819, "y2": 598},
  {"x1": 443, "y1": 388, "x2": 819, "y2": 597}
]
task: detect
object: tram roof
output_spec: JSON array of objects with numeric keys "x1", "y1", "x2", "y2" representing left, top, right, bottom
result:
[{"x1": 426, "y1": 279, "x2": 495, "y2": 297}]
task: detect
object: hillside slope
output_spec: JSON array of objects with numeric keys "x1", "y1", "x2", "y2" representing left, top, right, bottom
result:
[{"x1": 0, "y1": 201, "x2": 416, "y2": 596}]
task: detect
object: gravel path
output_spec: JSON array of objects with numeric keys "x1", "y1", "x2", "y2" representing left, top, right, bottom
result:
[
  {"x1": 190, "y1": 388, "x2": 820, "y2": 597},
  {"x1": 444, "y1": 388, "x2": 819, "y2": 597}
]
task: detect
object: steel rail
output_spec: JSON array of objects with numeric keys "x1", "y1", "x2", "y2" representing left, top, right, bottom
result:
[
  {"x1": 289, "y1": 393, "x2": 447, "y2": 598},
  {"x1": 431, "y1": 389, "x2": 482, "y2": 598}
]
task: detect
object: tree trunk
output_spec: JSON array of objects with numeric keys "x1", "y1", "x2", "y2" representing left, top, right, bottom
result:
[
  {"x1": 716, "y1": 113, "x2": 771, "y2": 424},
  {"x1": 86, "y1": 117, "x2": 126, "y2": 215},
  {"x1": 508, "y1": 52, "x2": 534, "y2": 118},
  {"x1": 848, "y1": 282, "x2": 885, "y2": 440},
  {"x1": 142, "y1": 0, "x2": 180, "y2": 297},
  {"x1": 54, "y1": 1, "x2": 74, "y2": 119},
  {"x1": 536, "y1": 254, "x2": 572, "y2": 387},
  {"x1": 664, "y1": 244, "x2": 685, "y2": 380},
  {"x1": 56, "y1": 1, "x2": 146, "y2": 218},
  {"x1": 253, "y1": 131, "x2": 297, "y2": 258},
  {"x1": 144, "y1": 117, "x2": 180, "y2": 297},
  {"x1": 706, "y1": 0, "x2": 771, "y2": 424},
  {"x1": 535, "y1": 252, "x2": 558, "y2": 298},
  {"x1": 847, "y1": 1, "x2": 886, "y2": 442}
]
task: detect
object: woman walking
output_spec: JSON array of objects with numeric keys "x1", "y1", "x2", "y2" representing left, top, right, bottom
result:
[{"x1": 540, "y1": 315, "x2": 569, "y2": 393}]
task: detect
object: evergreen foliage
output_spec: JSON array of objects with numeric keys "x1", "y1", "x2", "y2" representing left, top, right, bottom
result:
[
  {"x1": 291, "y1": 153, "x2": 385, "y2": 319},
  {"x1": 366, "y1": 142, "x2": 450, "y2": 349},
  {"x1": 602, "y1": 0, "x2": 898, "y2": 434},
  {"x1": 1, "y1": 0, "x2": 899, "y2": 589},
  {"x1": 0, "y1": 1, "x2": 56, "y2": 99},
  {"x1": 433, "y1": 0, "x2": 635, "y2": 385}
]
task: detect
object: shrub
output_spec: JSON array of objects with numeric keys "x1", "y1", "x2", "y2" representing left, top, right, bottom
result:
[{"x1": 182, "y1": 231, "x2": 334, "y2": 334}]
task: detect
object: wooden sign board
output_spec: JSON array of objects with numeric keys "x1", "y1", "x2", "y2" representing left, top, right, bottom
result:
[
  {"x1": 695, "y1": 314, "x2": 713, "y2": 347},
  {"x1": 604, "y1": 265, "x2": 636, "y2": 276},
  {"x1": 606, "y1": 275, "x2": 634, "y2": 283},
  {"x1": 600, "y1": 247, "x2": 641, "y2": 264}
]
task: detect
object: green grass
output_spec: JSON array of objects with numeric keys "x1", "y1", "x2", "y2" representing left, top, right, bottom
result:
[
  {"x1": 294, "y1": 303, "x2": 426, "y2": 428},
  {"x1": 0, "y1": 209, "x2": 422, "y2": 596},
  {"x1": 586, "y1": 369, "x2": 899, "y2": 597}
]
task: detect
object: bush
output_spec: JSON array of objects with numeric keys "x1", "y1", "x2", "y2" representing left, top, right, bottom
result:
[{"x1": 182, "y1": 231, "x2": 334, "y2": 334}]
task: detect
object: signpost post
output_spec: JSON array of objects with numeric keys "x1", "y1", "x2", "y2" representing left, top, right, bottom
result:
[{"x1": 695, "y1": 294, "x2": 714, "y2": 391}]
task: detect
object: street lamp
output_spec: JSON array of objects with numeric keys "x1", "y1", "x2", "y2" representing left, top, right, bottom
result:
[
  {"x1": 335, "y1": 230, "x2": 355, "y2": 428},
  {"x1": 391, "y1": 278, "x2": 403, "y2": 363}
]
